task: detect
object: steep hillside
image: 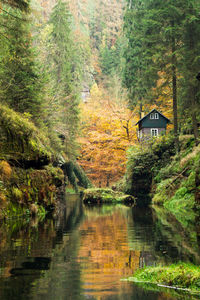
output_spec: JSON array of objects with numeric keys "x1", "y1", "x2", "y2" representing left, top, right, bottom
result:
[
  {"x1": 0, "y1": 105, "x2": 64, "y2": 218},
  {"x1": 122, "y1": 135, "x2": 200, "y2": 224},
  {"x1": 0, "y1": 105, "x2": 90, "y2": 219}
]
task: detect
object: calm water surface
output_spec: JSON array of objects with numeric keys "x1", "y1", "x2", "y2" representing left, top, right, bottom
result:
[{"x1": 0, "y1": 195, "x2": 199, "y2": 300}]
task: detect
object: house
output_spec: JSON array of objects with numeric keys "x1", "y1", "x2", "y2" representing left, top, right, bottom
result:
[{"x1": 136, "y1": 109, "x2": 170, "y2": 140}]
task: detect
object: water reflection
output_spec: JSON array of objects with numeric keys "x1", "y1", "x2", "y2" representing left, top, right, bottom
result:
[
  {"x1": 78, "y1": 205, "x2": 137, "y2": 297},
  {"x1": 0, "y1": 198, "x2": 199, "y2": 300}
]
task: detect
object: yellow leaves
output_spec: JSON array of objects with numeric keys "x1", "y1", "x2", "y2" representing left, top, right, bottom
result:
[
  {"x1": 90, "y1": 83, "x2": 102, "y2": 99},
  {"x1": 79, "y1": 84, "x2": 137, "y2": 186}
]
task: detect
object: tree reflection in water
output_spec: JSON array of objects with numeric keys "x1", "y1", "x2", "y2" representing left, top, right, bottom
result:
[{"x1": 0, "y1": 198, "x2": 199, "y2": 300}]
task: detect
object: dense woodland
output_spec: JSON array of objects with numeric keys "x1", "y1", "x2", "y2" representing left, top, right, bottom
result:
[
  {"x1": 0, "y1": 1, "x2": 200, "y2": 296},
  {"x1": 0, "y1": 0, "x2": 199, "y2": 213}
]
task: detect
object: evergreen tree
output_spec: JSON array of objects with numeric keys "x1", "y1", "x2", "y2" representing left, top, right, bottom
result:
[
  {"x1": 99, "y1": 36, "x2": 126, "y2": 77},
  {"x1": 123, "y1": 0, "x2": 158, "y2": 114},
  {"x1": 48, "y1": 0, "x2": 80, "y2": 158},
  {"x1": 1, "y1": 0, "x2": 29, "y2": 11},
  {"x1": 123, "y1": 0, "x2": 183, "y2": 149},
  {"x1": 0, "y1": 7, "x2": 44, "y2": 122},
  {"x1": 179, "y1": 0, "x2": 200, "y2": 144}
]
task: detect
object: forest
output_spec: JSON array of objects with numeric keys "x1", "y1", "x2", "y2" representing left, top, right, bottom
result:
[{"x1": 0, "y1": 0, "x2": 200, "y2": 298}]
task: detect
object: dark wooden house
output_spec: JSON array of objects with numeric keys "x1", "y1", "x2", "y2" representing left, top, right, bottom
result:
[{"x1": 136, "y1": 109, "x2": 170, "y2": 140}]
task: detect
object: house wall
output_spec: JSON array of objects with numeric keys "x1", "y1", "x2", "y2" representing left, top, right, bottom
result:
[
  {"x1": 139, "y1": 128, "x2": 166, "y2": 139},
  {"x1": 141, "y1": 114, "x2": 167, "y2": 129}
]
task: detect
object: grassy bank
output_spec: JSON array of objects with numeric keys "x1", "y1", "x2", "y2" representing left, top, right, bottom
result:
[
  {"x1": 122, "y1": 135, "x2": 200, "y2": 216},
  {"x1": 125, "y1": 263, "x2": 200, "y2": 295},
  {"x1": 152, "y1": 137, "x2": 200, "y2": 227}
]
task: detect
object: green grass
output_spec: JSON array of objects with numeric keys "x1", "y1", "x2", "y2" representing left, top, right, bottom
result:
[{"x1": 125, "y1": 263, "x2": 200, "y2": 295}]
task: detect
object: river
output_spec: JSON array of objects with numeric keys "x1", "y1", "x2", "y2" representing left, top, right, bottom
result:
[{"x1": 0, "y1": 194, "x2": 199, "y2": 300}]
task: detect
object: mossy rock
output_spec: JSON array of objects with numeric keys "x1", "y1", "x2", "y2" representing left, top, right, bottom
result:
[
  {"x1": 81, "y1": 188, "x2": 136, "y2": 205},
  {"x1": 0, "y1": 104, "x2": 53, "y2": 162}
]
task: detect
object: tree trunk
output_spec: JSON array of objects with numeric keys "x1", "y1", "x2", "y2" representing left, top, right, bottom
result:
[
  {"x1": 187, "y1": 23, "x2": 200, "y2": 145},
  {"x1": 139, "y1": 102, "x2": 143, "y2": 119},
  {"x1": 106, "y1": 175, "x2": 110, "y2": 187},
  {"x1": 191, "y1": 103, "x2": 199, "y2": 145},
  {"x1": 171, "y1": 28, "x2": 179, "y2": 152}
]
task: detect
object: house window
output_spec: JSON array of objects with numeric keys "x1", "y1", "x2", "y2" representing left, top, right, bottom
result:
[
  {"x1": 151, "y1": 128, "x2": 158, "y2": 137},
  {"x1": 150, "y1": 112, "x2": 159, "y2": 119},
  {"x1": 150, "y1": 113, "x2": 154, "y2": 119}
]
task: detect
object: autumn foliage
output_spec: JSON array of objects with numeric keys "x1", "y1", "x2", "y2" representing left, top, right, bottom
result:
[
  {"x1": 78, "y1": 78, "x2": 174, "y2": 187},
  {"x1": 78, "y1": 84, "x2": 137, "y2": 187}
]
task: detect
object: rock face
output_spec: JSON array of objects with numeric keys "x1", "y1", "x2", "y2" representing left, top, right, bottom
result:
[
  {"x1": 0, "y1": 105, "x2": 66, "y2": 219},
  {"x1": 123, "y1": 136, "x2": 176, "y2": 206},
  {"x1": 81, "y1": 188, "x2": 136, "y2": 205},
  {"x1": 124, "y1": 152, "x2": 155, "y2": 206}
]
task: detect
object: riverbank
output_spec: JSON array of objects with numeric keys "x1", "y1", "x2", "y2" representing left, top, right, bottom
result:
[
  {"x1": 125, "y1": 263, "x2": 200, "y2": 295},
  {"x1": 0, "y1": 105, "x2": 89, "y2": 219},
  {"x1": 120, "y1": 135, "x2": 200, "y2": 298},
  {"x1": 121, "y1": 135, "x2": 200, "y2": 215},
  {"x1": 152, "y1": 138, "x2": 200, "y2": 221}
]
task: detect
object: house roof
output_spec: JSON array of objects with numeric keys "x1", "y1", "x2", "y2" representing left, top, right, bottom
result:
[{"x1": 135, "y1": 108, "x2": 170, "y2": 125}]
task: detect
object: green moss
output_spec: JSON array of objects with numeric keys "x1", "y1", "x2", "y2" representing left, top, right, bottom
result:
[
  {"x1": 164, "y1": 191, "x2": 195, "y2": 228},
  {"x1": 82, "y1": 188, "x2": 135, "y2": 204},
  {"x1": 125, "y1": 263, "x2": 200, "y2": 295},
  {"x1": 151, "y1": 138, "x2": 200, "y2": 227},
  {"x1": 123, "y1": 135, "x2": 176, "y2": 200},
  {"x1": 0, "y1": 164, "x2": 63, "y2": 219},
  {"x1": 0, "y1": 104, "x2": 56, "y2": 161},
  {"x1": 66, "y1": 187, "x2": 76, "y2": 194},
  {"x1": 1, "y1": 202, "x2": 30, "y2": 219},
  {"x1": 0, "y1": 105, "x2": 68, "y2": 220},
  {"x1": 153, "y1": 164, "x2": 197, "y2": 227},
  {"x1": 11, "y1": 187, "x2": 23, "y2": 201}
]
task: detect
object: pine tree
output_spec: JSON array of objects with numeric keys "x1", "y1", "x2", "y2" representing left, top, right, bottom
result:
[
  {"x1": 0, "y1": 7, "x2": 44, "y2": 122},
  {"x1": 99, "y1": 36, "x2": 126, "y2": 77},
  {"x1": 179, "y1": 0, "x2": 200, "y2": 144},
  {"x1": 123, "y1": 0, "x2": 183, "y2": 149},
  {"x1": 48, "y1": 0, "x2": 80, "y2": 158},
  {"x1": 123, "y1": 0, "x2": 159, "y2": 114}
]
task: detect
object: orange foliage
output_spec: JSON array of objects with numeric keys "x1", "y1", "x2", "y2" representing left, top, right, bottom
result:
[
  {"x1": 79, "y1": 77, "x2": 174, "y2": 187},
  {"x1": 78, "y1": 84, "x2": 138, "y2": 187},
  {"x1": 0, "y1": 161, "x2": 12, "y2": 181}
]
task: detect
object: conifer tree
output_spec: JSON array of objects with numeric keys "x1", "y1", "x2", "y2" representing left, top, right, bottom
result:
[
  {"x1": 123, "y1": 0, "x2": 158, "y2": 114},
  {"x1": 0, "y1": 7, "x2": 44, "y2": 123},
  {"x1": 123, "y1": 0, "x2": 182, "y2": 149},
  {"x1": 48, "y1": 0, "x2": 80, "y2": 157},
  {"x1": 179, "y1": 0, "x2": 200, "y2": 144},
  {"x1": 1, "y1": 0, "x2": 29, "y2": 11}
]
